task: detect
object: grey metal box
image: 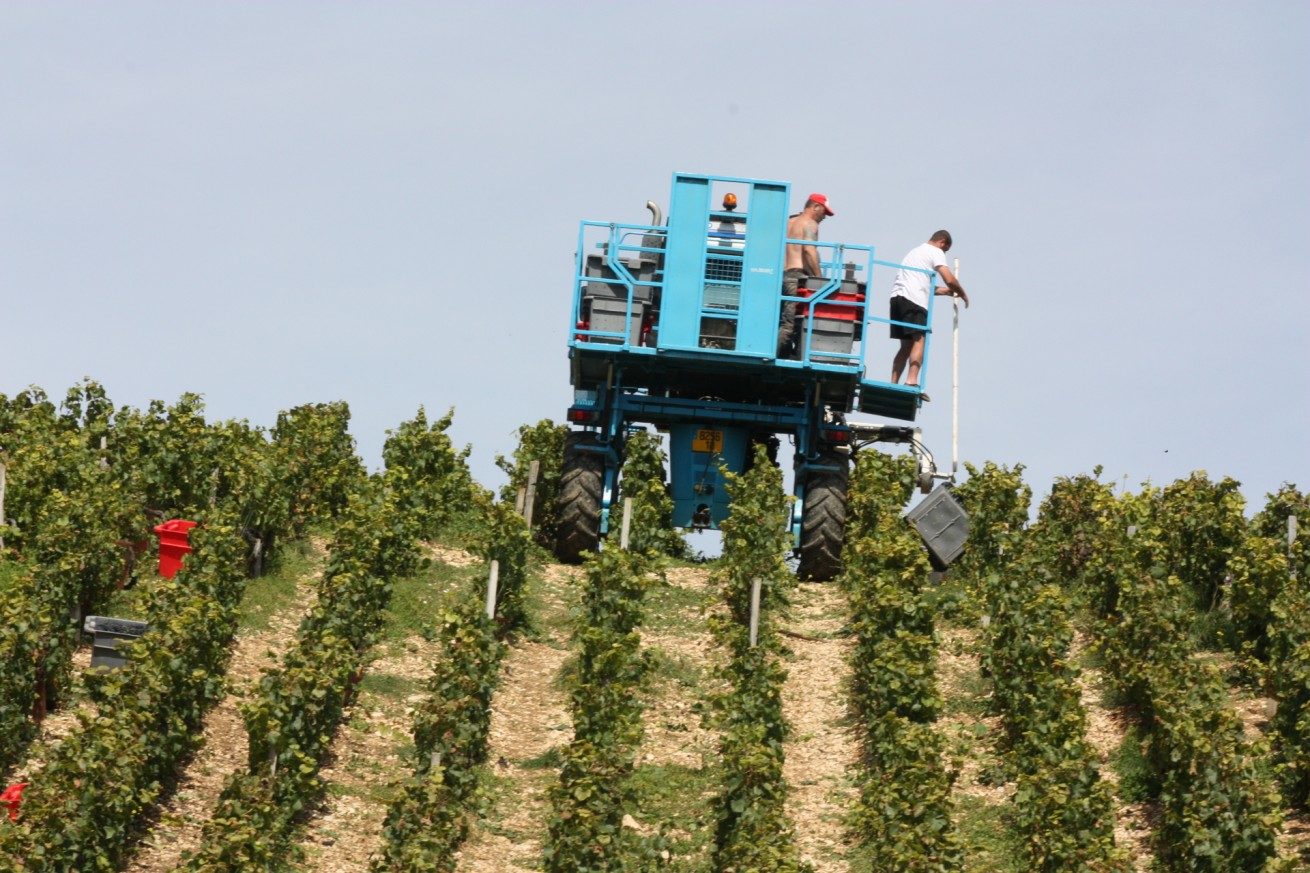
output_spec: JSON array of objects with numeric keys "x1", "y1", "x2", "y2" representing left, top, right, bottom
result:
[
  {"x1": 584, "y1": 255, "x2": 656, "y2": 303},
  {"x1": 583, "y1": 254, "x2": 654, "y2": 346},
  {"x1": 83, "y1": 615, "x2": 149, "y2": 670},
  {"x1": 905, "y1": 485, "x2": 970, "y2": 570},
  {"x1": 588, "y1": 296, "x2": 646, "y2": 346},
  {"x1": 804, "y1": 316, "x2": 857, "y2": 365}
]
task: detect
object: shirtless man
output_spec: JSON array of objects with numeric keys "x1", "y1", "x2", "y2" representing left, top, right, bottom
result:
[
  {"x1": 889, "y1": 229, "x2": 969, "y2": 389},
  {"x1": 779, "y1": 193, "x2": 834, "y2": 357}
]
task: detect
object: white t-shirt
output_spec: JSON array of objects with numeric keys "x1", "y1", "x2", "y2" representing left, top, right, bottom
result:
[{"x1": 890, "y1": 242, "x2": 947, "y2": 309}]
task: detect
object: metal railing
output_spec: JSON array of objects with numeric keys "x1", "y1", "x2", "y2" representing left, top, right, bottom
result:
[{"x1": 570, "y1": 222, "x2": 944, "y2": 396}]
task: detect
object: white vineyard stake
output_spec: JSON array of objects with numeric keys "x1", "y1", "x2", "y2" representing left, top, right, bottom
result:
[
  {"x1": 1290, "y1": 516, "x2": 1299, "y2": 574},
  {"x1": 748, "y1": 578, "x2": 762, "y2": 648},
  {"x1": 620, "y1": 497, "x2": 633, "y2": 550},
  {"x1": 485, "y1": 559, "x2": 500, "y2": 621},
  {"x1": 0, "y1": 458, "x2": 6, "y2": 550},
  {"x1": 523, "y1": 460, "x2": 541, "y2": 528}
]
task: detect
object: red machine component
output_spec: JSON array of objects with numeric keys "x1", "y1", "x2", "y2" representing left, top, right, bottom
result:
[
  {"x1": 796, "y1": 286, "x2": 865, "y2": 320},
  {"x1": 153, "y1": 519, "x2": 198, "y2": 579}
]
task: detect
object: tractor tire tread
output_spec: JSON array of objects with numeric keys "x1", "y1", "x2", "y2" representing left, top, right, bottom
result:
[
  {"x1": 797, "y1": 451, "x2": 850, "y2": 582},
  {"x1": 554, "y1": 432, "x2": 604, "y2": 563}
]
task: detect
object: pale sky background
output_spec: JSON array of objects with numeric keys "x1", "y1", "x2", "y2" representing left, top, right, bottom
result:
[{"x1": 4, "y1": 2, "x2": 1308, "y2": 516}]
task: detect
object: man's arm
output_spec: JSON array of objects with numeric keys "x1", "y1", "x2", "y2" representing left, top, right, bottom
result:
[
  {"x1": 934, "y1": 265, "x2": 969, "y2": 308},
  {"x1": 801, "y1": 222, "x2": 822, "y2": 276}
]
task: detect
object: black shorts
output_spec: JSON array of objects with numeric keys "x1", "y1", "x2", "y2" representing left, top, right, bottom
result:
[{"x1": 889, "y1": 296, "x2": 928, "y2": 340}]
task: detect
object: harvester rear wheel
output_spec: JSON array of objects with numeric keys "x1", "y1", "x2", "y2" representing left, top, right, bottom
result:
[
  {"x1": 797, "y1": 449, "x2": 850, "y2": 582},
  {"x1": 554, "y1": 432, "x2": 605, "y2": 563}
]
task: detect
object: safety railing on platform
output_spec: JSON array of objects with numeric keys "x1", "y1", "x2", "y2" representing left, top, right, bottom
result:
[
  {"x1": 572, "y1": 221, "x2": 947, "y2": 399},
  {"x1": 784, "y1": 241, "x2": 944, "y2": 394},
  {"x1": 571, "y1": 220, "x2": 665, "y2": 352},
  {"x1": 864, "y1": 255, "x2": 944, "y2": 392},
  {"x1": 782, "y1": 240, "x2": 874, "y2": 371}
]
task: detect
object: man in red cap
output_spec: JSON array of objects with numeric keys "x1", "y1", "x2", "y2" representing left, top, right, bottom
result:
[{"x1": 778, "y1": 193, "x2": 835, "y2": 357}]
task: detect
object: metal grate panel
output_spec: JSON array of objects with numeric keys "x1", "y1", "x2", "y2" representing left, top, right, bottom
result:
[{"x1": 705, "y1": 255, "x2": 742, "y2": 283}]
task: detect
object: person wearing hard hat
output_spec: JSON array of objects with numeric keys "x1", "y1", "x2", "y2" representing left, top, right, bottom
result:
[
  {"x1": 889, "y1": 229, "x2": 969, "y2": 390},
  {"x1": 779, "y1": 193, "x2": 835, "y2": 357}
]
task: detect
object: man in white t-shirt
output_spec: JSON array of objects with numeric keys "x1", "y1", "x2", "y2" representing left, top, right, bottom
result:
[{"x1": 889, "y1": 229, "x2": 969, "y2": 389}]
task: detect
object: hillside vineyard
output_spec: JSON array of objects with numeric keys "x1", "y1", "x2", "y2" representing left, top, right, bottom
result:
[{"x1": 0, "y1": 382, "x2": 1307, "y2": 871}]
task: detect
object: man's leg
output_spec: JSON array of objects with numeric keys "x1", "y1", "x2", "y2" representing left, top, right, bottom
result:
[
  {"x1": 777, "y1": 301, "x2": 797, "y2": 357},
  {"x1": 904, "y1": 335, "x2": 926, "y2": 386},
  {"x1": 777, "y1": 271, "x2": 801, "y2": 358},
  {"x1": 891, "y1": 338, "x2": 913, "y2": 383}
]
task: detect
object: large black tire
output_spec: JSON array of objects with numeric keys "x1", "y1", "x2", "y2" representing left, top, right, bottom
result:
[
  {"x1": 797, "y1": 449, "x2": 850, "y2": 582},
  {"x1": 554, "y1": 432, "x2": 605, "y2": 563}
]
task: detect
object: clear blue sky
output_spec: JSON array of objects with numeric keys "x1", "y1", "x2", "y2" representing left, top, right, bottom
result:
[{"x1": 4, "y1": 2, "x2": 1307, "y2": 511}]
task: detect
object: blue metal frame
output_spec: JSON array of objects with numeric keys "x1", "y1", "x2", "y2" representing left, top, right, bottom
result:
[{"x1": 564, "y1": 172, "x2": 945, "y2": 541}]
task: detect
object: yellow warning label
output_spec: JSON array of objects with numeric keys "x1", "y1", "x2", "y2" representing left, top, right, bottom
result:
[{"x1": 692, "y1": 429, "x2": 723, "y2": 454}]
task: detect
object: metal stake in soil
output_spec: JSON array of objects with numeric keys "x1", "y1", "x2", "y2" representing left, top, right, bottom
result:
[
  {"x1": 749, "y1": 578, "x2": 762, "y2": 647},
  {"x1": 620, "y1": 497, "x2": 633, "y2": 550},
  {"x1": 485, "y1": 559, "x2": 500, "y2": 621},
  {"x1": 1291, "y1": 516, "x2": 1300, "y2": 576},
  {"x1": 523, "y1": 459, "x2": 541, "y2": 528}
]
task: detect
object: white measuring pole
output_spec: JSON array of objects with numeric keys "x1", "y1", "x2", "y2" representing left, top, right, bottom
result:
[
  {"x1": 619, "y1": 497, "x2": 633, "y2": 550},
  {"x1": 748, "y1": 578, "x2": 762, "y2": 647},
  {"x1": 485, "y1": 559, "x2": 500, "y2": 620},
  {"x1": 952, "y1": 258, "x2": 961, "y2": 477},
  {"x1": 1290, "y1": 516, "x2": 1299, "y2": 560}
]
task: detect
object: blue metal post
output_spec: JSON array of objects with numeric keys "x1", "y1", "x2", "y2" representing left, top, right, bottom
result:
[{"x1": 658, "y1": 175, "x2": 712, "y2": 350}]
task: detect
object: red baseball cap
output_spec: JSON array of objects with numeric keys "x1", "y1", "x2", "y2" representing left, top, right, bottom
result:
[{"x1": 807, "y1": 193, "x2": 835, "y2": 216}]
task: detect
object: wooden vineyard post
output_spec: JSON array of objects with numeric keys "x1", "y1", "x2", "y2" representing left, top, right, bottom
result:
[
  {"x1": 619, "y1": 497, "x2": 633, "y2": 550},
  {"x1": 748, "y1": 578, "x2": 762, "y2": 648},
  {"x1": 485, "y1": 559, "x2": 500, "y2": 621},
  {"x1": 522, "y1": 459, "x2": 541, "y2": 529}
]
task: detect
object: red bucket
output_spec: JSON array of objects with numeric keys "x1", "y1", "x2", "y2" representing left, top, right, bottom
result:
[
  {"x1": 1, "y1": 782, "x2": 27, "y2": 822},
  {"x1": 153, "y1": 519, "x2": 198, "y2": 579}
]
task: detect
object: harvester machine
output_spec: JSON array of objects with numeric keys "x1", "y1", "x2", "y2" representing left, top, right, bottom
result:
[{"x1": 556, "y1": 173, "x2": 965, "y2": 579}]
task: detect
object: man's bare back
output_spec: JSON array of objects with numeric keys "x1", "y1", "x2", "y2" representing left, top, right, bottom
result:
[{"x1": 785, "y1": 212, "x2": 821, "y2": 274}]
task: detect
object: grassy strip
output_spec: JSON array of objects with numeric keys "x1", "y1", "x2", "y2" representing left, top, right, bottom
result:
[
  {"x1": 180, "y1": 409, "x2": 471, "y2": 870},
  {"x1": 371, "y1": 504, "x2": 530, "y2": 871},
  {"x1": 178, "y1": 485, "x2": 422, "y2": 871},
  {"x1": 370, "y1": 589, "x2": 502, "y2": 871}
]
